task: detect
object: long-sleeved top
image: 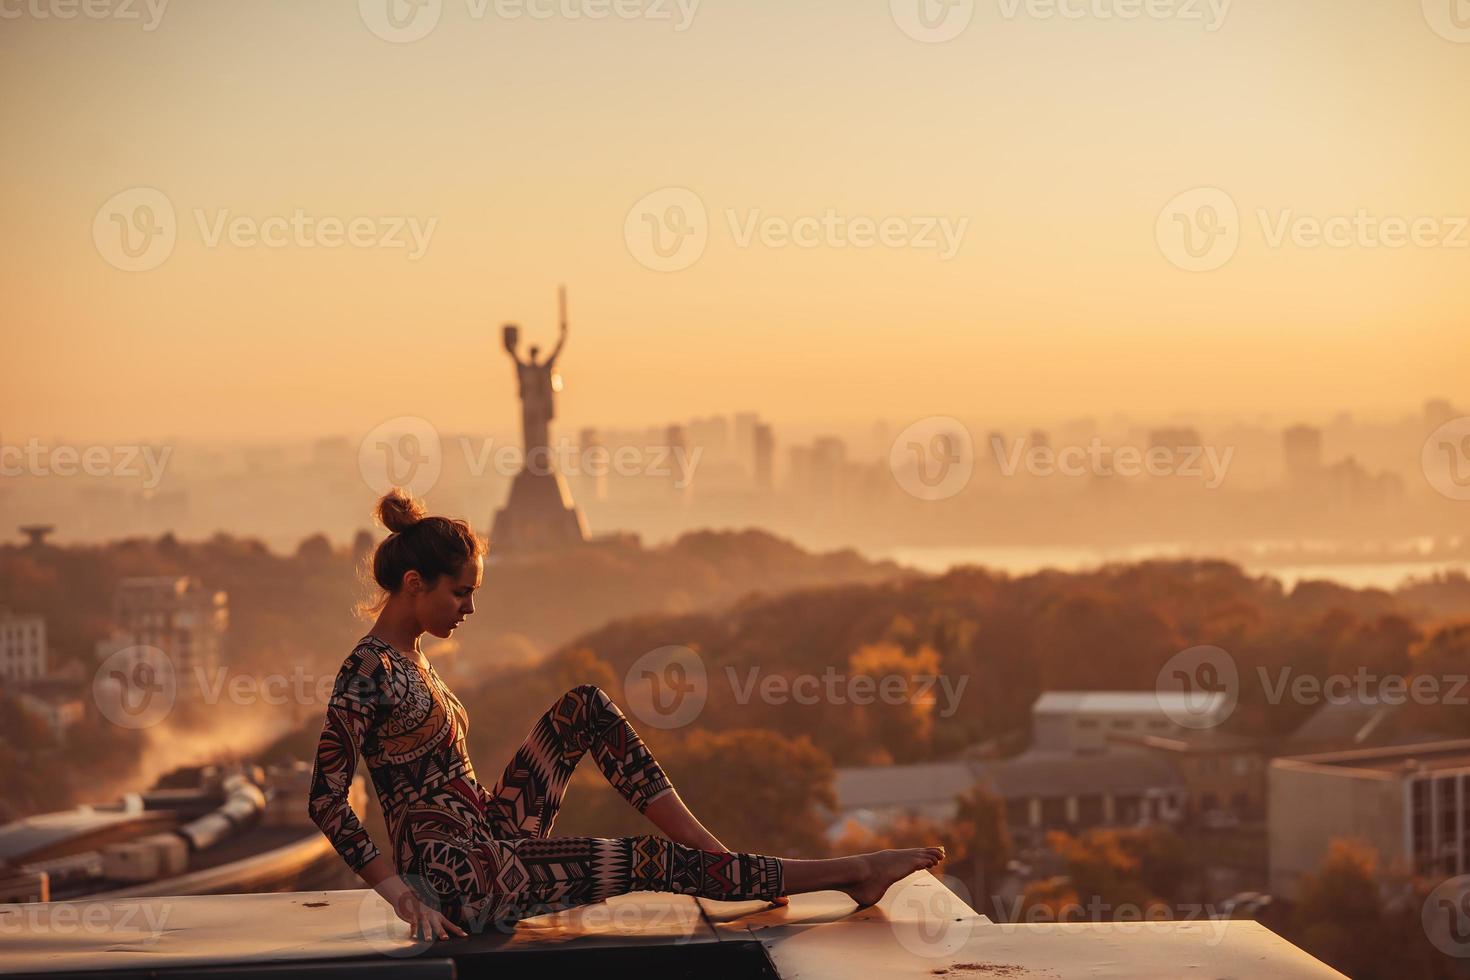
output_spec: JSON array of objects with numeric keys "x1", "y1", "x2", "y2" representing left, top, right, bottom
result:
[{"x1": 307, "y1": 634, "x2": 484, "y2": 874}]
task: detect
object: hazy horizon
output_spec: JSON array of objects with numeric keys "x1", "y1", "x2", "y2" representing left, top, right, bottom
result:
[{"x1": 4, "y1": 401, "x2": 1462, "y2": 450}]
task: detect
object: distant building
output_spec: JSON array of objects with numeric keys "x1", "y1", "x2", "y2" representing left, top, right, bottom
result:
[
  {"x1": 786, "y1": 436, "x2": 852, "y2": 502},
  {"x1": 0, "y1": 609, "x2": 47, "y2": 683},
  {"x1": 1282, "y1": 425, "x2": 1323, "y2": 486},
  {"x1": 666, "y1": 424, "x2": 691, "y2": 499},
  {"x1": 1269, "y1": 739, "x2": 1470, "y2": 899},
  {"x1": 687, "y1": 415, "x2": 729, "y2": 460},
  {"x1": 810, "y1": 437, "x2": 847, "y2": 500},
  {"x1": 734, "y1": 412, "x2": 759, "y2": 469},
  {"x1": 1112, "y1": 731, "x2": 1266, "y2": 825},
  {"x1": 830, "y1": 761, "x2": 977, "y2": 839},
  {"x1": 752, "y1": 423, "x2": 774, "y2": 492},
  {"x1": 94, "y1": 577, "x2": 228, "y2": 693},
  {"x1": 955, "y1": 691, "x2": 1216, "y2": 842},
  {"x1": 1283, "y1": 696, "x2": 1434, "y2": 756},
  {"x1": 976, "y1": 747, "x2": 1185, "y2": 844},
  {"x1": 829, "y1": 751, "x2": 1189, "y2": 846},
  {"x1": 787, "y1": 446, "x2": 810, "y2": 494},
  {"x1": 825, "y1": 693, "x2": 1216, "y2": 845},
  {"x1": 1147, "y1": 427, "x2": 1203, "y2": 471},
  {"x1": 1321, "y1": 456, "x2": 1403, "y2": 512},
  {"x1": 1031, "y1": 691, "x2": 1228, "y2": 754}
]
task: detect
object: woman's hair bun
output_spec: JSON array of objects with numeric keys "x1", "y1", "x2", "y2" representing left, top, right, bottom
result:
[
  {"x1": 364, "y1": 492, "x2": 485, "y2": 608},
  {"x1": 377, "y1": 488, "x2": 428, "y2": 534}
]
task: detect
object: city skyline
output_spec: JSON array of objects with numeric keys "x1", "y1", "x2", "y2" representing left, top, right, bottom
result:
[{"x1": 5, "y1": 396, "x2": 1464, "y2": 449}]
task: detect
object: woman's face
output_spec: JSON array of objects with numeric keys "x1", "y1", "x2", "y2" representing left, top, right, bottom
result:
[{"x1": 413, "y1": 556, "x2": 482, "y2": 639}]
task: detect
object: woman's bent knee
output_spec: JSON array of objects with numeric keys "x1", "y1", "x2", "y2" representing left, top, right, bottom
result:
[{"x1": 573, "y1": 683, "x2": 610, "y2": 704}]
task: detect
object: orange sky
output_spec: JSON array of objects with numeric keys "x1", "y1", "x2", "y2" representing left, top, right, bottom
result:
[{"x1": 1, "y1": 0, "x2": 1466, "y2": 443}]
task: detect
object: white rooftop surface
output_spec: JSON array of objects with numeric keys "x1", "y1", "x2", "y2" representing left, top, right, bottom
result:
[
  {"x1": 0, "y1": 871, "x2": 1345, "y2": 978},
  {"x1": 703, "y1": 875, "x2": 1345, "y2": 979},
  {"x1": 1033, "y1": 690, "x2": 1227, "y2": 715},
  {"x1": 1, "y1": 886, "x2": 712, "y2": 974}
]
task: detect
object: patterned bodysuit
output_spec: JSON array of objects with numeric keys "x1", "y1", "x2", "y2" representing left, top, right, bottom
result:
[{"x1": 308, "y1": 635, "x2": 783, "y2": 933}]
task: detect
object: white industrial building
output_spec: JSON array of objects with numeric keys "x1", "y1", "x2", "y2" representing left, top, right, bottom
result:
[
  {"x1": 0, "y1": 609, "x2": 48, "y2": 683},
  {"x1": 1032, "y1": 690, "x2": 1229, "y2": 753}
]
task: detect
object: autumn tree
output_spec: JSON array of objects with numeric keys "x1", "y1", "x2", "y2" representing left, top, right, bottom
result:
[
  {"x1": 553, "y1": 728, "x2": 837, "y2": 857},
  {"x1": 1290, "y1": 839, "x2": 1388, "y2": 979},
  {"x1": 942, "y1": 785, "x2": 1013, "y2": 910},
  {"x1": 1022, "y1": 826, "x2": 1188, "y2": 921}
]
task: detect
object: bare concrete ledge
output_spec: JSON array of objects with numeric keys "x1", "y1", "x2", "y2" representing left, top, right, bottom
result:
[{"x1": 1, "y1": 871, "x2": 1343, "y2": 978}]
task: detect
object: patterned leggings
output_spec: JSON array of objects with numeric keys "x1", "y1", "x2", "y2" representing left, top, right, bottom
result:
[{"x1": 415, "y1": 685, "x2": 784, "y2": 933}]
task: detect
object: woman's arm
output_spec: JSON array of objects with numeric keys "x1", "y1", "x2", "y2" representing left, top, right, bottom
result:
[
  {"x1": 307, "y1": 649, "x2": 464, "y2": 940},
  {"x1": 307, "y1": 648, "x2": 387, "y2": 872}
]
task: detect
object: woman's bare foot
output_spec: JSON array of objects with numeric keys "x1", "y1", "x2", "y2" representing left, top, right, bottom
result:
[{"x1": 841, "y1": 846, "x2": 946, "y2": 909}]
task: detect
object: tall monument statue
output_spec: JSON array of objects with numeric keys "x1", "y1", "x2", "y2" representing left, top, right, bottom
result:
[
  {"x1": 489, "y1": 287, "x2": 590, "y2": 555},
  {"x1": 503, "y1": 288, "x2": 568, "y2": 455}
]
